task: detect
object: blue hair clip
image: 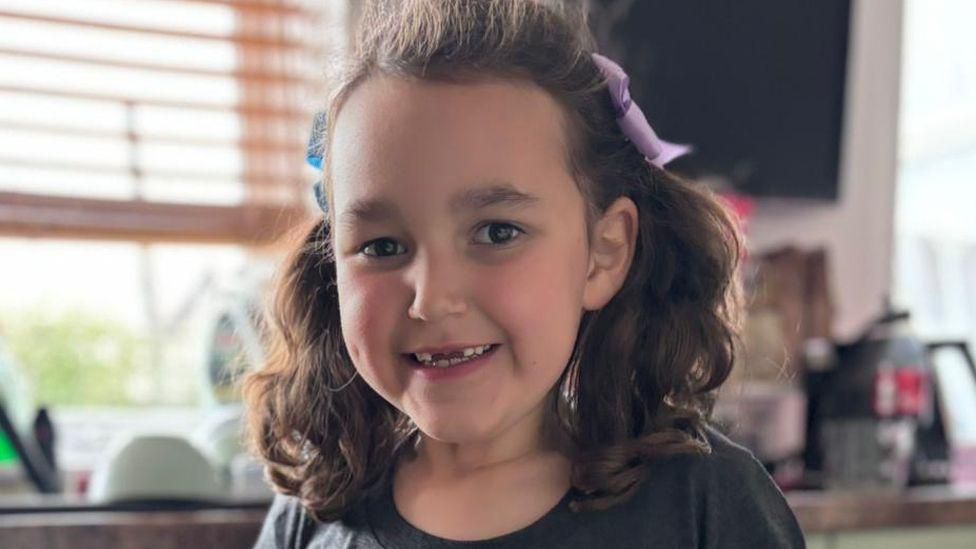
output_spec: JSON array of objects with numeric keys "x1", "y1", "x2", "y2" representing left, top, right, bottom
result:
[
  {"x1": 306, "y1": 112, "x2": 328, "y2": 213},
  {"x1": 306, "y1": 111, "x2": 326, "y2": 170}
]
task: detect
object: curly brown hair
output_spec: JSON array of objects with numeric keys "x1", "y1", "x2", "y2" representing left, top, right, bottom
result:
[{"x1": 243, "y1": 0, "x2": 743, "y2": 521}]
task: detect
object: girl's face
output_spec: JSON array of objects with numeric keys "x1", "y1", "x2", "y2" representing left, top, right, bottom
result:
[{"x1": 330, "y1": 75, "x2": 593, "y2": 446}]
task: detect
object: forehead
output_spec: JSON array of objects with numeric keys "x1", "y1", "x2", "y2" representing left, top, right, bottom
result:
[{"x1": 328, "y1": 75, "x2": 577, "y2": 218}]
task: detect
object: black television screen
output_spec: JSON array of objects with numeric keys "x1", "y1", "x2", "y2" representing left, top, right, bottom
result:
[{"x1": 589, "y1": 0, "x2": 852, "y2": 200}]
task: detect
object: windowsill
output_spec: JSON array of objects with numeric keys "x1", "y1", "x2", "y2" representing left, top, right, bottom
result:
[
  {"x1": 0, "y1": 492, "x2": 271, "y2": 514},
  {"x1": 0, "y1": 506, "x2": 269, "y2": 549}
]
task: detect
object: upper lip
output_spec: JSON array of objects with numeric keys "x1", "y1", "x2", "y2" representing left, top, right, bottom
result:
[{"x1": 404, "y1": 343, "x2": 496, "y2": 355}]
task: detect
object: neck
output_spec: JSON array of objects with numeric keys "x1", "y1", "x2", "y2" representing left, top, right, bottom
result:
[{"x1": 407, "y1": 393, "x2": 572, "y2": 478}]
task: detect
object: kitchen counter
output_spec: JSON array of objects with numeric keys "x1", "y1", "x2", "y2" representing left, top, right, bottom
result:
[
  {"x1": 788, "y1": 485, "x2": 976, "y2": 533},
  {"x1": 0, "y1": 508, "x2": 267, "y2": 549},
  {"x1": 3, "y1": 487, "x2": 976, "y2": 548}
]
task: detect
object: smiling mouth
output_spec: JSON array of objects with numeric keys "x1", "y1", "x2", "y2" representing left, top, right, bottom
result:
[{"x1": 407, "y1": 344, "x2": 499, "y2": 369}]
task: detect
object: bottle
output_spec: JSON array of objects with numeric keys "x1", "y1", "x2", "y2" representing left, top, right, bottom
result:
[{"x1": 32, "y1": 406, "x2": 56, "y2": 472}]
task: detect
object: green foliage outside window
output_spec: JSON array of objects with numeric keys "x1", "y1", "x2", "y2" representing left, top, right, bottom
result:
[{"x1": 0, "y1": 309, "x2": 146, "y2": 407}]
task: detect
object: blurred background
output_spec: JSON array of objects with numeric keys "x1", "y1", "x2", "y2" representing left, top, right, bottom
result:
[{"x1": 0, "y1": 0, "x2": 974, "y2": 548}]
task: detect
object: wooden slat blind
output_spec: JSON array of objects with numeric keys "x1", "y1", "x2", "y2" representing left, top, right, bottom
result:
[{"x1": 0, "y1": 0, "x2": 324, "y2": 245}]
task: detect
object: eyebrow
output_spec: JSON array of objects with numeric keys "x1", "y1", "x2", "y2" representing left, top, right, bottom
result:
[{"x1": 338, "y1": 182, "x2": 540, "y2": 226}]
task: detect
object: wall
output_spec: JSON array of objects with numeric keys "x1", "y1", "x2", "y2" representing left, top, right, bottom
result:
[{"x1": 747, "y1": 0, "x2": 904, "y2": 341}]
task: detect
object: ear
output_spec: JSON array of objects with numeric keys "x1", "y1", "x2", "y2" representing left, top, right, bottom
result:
[{"x1": 582, "y1": 196, "x2": 639, "y2": 311}]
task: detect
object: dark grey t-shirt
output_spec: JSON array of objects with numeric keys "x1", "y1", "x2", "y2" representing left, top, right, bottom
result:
[{"x1": 253, "y1": 428, "x2": 806, "y2": 548}]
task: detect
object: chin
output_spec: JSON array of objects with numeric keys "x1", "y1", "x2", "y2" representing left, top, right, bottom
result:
[{"x1": 413, "y1": 414, "x2": 497, "y2": 446}]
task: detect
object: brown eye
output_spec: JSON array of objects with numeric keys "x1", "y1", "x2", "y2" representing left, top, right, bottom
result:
[
  {"x1": 473, "y1": 223, "x2": 523, "y2": 245},
  {"x1": 361, "y1": 238, "x2": 406, "y2": 257}
]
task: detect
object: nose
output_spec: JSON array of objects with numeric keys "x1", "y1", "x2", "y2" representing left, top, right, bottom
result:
[{"x1": 406, "y1": 248, "x2": 469, "y2": 322}]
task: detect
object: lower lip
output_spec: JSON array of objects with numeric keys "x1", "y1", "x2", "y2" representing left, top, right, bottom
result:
[{"x1": 404, "y1": 345, "x2": 498, "y2": 381}]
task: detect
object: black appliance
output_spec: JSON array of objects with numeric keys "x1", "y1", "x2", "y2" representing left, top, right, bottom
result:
[{"x1": 805, "y1": 309, "x2": 968, "y2": 491}]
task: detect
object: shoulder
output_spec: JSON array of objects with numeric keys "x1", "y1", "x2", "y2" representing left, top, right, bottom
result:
[
  {"x1": 253, "y1": 494, "x2": 313, "y2": 549},
  {"x1": 569, "y1": 426, "x2": 805, "y2": 548},
  {"x1": 687, "y1": 425, "x2": 807, "y2": 548},
  {"x1": 638, "y1": 424, "x2": 781, "y2": 493},
  {"x1": 253, "y1": 492, "x2": 379, "y2": 549},
  {"x1": 697, "y1": 424, "x2": 778, "y2": 486},
  {"x1": 615, "y1": 426, "x2": 805, "y2": 548}
]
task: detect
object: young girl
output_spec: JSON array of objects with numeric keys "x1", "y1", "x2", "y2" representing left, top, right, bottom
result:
[{"x1": 247, "y1": 1, "x2": 805, "y2": 547}]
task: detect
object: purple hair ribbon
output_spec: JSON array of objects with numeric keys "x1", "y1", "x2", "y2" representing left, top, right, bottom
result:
[{"x1": 591, "y1": 53, "x2": 691, "y2": 168}]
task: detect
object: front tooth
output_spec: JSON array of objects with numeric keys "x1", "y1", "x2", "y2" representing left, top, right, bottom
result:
[
  {"x1": 463, "y1": 347, "x2": 475, "y2": 357},
  {"x1": 416, "y1": 352, "x2": 432, "y2": 362},
  {"x1": 434, "y1": 359, "x2": 450, "y2": 368}
]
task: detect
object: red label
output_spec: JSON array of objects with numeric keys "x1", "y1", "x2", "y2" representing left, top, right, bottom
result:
[
  {"x1": 895, "y1": 367, "x2": 926, "y2": 416},
  {"x1": 874, "y1": 366, "x2": 927, "y2": 417}
]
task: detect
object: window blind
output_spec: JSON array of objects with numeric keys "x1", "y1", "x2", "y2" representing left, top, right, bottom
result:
[{"x1": 0, "y1": 0, "x2": 326, "y2": 244}]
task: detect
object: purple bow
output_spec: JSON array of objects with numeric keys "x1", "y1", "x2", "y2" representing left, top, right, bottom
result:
[{"x1": 592, "y1": 53, "x2": 691, "y2": 168}]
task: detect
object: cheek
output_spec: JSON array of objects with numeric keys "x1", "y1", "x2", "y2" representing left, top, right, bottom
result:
[
  {"x1": 484, "y1": 261, "x2": 578, "y2": 323},
  {"x1": 335, "y1": 267, "x2": 402, "y2": 363},
  {"x1": 335, "y1": 265, "x2": 413, "y2": 411},
  {"x1": 477, "y1": 236, "x2": 588, "y2": 366}
]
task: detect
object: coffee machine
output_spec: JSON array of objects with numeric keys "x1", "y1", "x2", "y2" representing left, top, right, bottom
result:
[{"x1": 809, "y1": 308, "x2": 955, "y2": 491}]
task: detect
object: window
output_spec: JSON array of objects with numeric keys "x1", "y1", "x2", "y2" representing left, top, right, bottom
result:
[
  {"x1": 894, "y1": 0, "x2": 976, "y2": 347},
  {"x1": 0, "y1": 0, "x2": 344, "y2": 490}
]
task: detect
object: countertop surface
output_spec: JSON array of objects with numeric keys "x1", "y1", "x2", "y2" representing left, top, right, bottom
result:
[
  {"x1": 3, "y1": 485, "x2": 976, "y2": 549},
  {"x1": 787, "y1": 484, "x2": 976, "y2": 533}
]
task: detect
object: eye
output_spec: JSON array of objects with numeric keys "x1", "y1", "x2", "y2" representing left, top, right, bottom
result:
[
  {"x1": 473, "y1": 222, "x2": 524, "y2": 246},
  {"x1": 360, "y1": 238, "x2": 406, "y2": 258}
]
